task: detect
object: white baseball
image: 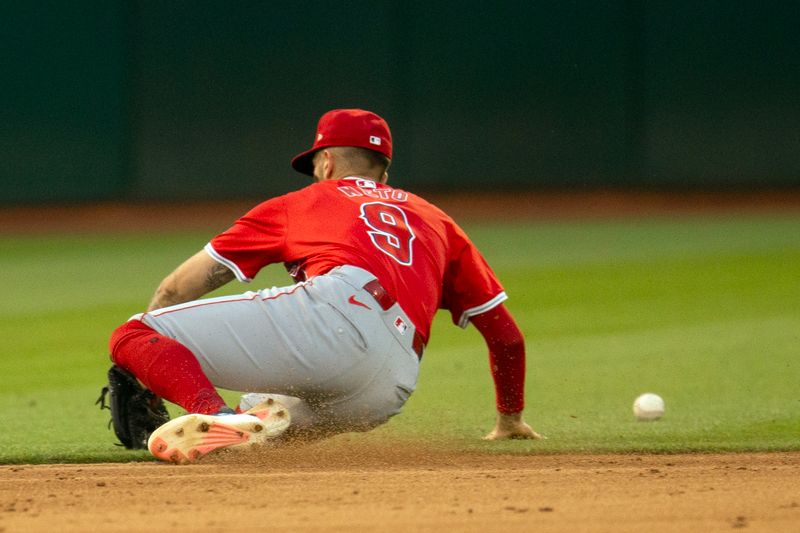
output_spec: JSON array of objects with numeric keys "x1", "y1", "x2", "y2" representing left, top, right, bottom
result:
[{"x1": 633, "y1": 393, "x2": 665, "y2": 421}]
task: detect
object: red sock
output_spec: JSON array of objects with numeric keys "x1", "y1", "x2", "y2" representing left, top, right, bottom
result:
[{"x1": 109, "y1": 320, "x2": 227, "y2": 415}]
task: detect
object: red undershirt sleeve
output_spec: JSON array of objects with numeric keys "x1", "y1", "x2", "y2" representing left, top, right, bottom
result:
[{"x1": 469, "y1": 303, "x2": 526, "y2": 414}]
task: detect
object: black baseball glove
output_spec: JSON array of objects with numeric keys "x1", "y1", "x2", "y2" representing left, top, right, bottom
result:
[{"x1": 96, "y1": 365, "x2": 170, "y2": 449}]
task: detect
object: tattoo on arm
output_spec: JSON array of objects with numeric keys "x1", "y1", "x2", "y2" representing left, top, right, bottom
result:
[
  {"x1": 147, "y1": 258, "x2": 235, "y2": 312},
  {"x1": 204, "y1": 263, "x2": 235, "y2": 292}
]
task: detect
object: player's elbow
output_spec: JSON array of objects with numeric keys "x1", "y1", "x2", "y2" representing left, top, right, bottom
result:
[
  {"x1": 472, "y1": 306, "x2": 526, "y2": 355},
  {"x1": 483, "y1": 321, "x2": 525, "y2": 357},
  {"x1": 497, "y1": 326, "x2": 525, "y2": 354}
]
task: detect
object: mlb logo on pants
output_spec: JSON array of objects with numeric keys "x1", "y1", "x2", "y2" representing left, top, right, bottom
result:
[{"x1": 394, "y1": 316, "x2": 408, "y2": 335}]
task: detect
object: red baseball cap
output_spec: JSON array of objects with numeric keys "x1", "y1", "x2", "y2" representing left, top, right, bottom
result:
[{"x1": 291, "y1": 109, "x2": 393, "y2": 176}]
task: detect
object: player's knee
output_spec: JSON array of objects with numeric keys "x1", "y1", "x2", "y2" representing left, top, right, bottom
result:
[{"x1": 109, "y1": 319, "x2": 157, "y2": 364}]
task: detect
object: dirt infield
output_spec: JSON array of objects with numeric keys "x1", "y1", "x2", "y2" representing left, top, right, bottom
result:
[
  {"x1": 3, "y1": 190, "x2": 800, "y2": 234},
  {"x1": 1, "y1": 445, "x2": 799, "y2": 532}
]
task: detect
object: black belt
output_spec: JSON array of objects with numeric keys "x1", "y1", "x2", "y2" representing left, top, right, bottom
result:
[{"x1": 363, "y1": 279, "x2": 425, "y2": 359}]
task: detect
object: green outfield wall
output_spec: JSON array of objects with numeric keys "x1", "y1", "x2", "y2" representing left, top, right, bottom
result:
[
  {"x1": 2, "y1": 2, "x2": 128, "y2": 203},
  {"x1": 2, "y1": 1, "x2": 798, "y2": 203}
]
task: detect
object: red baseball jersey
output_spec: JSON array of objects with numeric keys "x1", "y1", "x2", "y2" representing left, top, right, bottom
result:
[{"x1": 205, "y1": 177, "x2": 507, "y2": 341}]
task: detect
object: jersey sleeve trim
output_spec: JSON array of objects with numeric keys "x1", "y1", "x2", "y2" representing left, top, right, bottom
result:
[
  {"x1": 457, "y1": 292, "x2": 509, "y2": 328},
  {"x1": 203, "y1": 243, "x2": 252, "y2": 283}
]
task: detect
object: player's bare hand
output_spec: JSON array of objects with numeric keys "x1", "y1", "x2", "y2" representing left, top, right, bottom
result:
[{"x1": 483, "y1": 412, "x2": 545, "y2": 441}]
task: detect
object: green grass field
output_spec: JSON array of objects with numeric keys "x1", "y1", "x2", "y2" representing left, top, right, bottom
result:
[{"x1": 1, "y1": 213, "x2": 799, "y2": 463}]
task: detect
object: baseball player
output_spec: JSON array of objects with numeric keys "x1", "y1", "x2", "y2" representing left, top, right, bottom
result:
[{"x1": 107, "y1": 108, "x2": 542, "y2": 463}]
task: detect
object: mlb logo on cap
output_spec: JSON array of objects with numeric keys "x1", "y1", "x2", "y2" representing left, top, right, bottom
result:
[{"x1": 291, "y1": 109, "x2": 393, "y2": 176}]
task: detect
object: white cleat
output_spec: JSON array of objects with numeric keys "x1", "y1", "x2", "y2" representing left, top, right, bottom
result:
[
  {"x1": 239, "y1": 393, "x2": 301, "y2": 413},
  {"x1": 242, "y1": 397, "x2": 289, "y2": 421},
  {"x1": 147, "y1": 404, "x2": 290, "y2": 464}
]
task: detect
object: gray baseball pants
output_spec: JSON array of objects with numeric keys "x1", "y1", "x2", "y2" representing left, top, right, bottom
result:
[{"x1": 133, "y1": 265, "x2": 421, "y2": 434}]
